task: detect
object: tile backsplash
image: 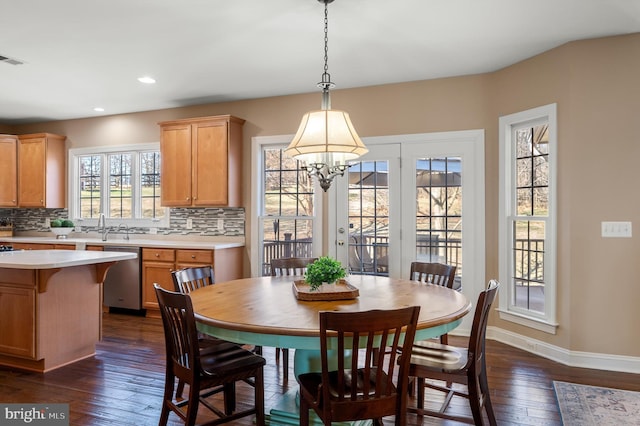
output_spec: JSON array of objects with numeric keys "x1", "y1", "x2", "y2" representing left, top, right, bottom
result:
[{"x1": 0, "y1": 207, "x2": 244, "y2": 237}]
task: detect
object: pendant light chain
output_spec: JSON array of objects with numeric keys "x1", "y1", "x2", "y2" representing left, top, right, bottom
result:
[{"x1": 319, "y1": 0, "x2": 334, "y2": 90}]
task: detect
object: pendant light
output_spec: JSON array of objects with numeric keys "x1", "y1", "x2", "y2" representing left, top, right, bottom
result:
[{"x1": 284, "y1": 0, "x2": 368, "y2": 192}]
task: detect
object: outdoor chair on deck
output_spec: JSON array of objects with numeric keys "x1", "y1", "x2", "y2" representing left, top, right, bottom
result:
[
  {"x1": 154, "y1": 284, "x2": 266, "y2": 426},
  {"x1": 297, "y1": 306, "x2": 420, "y2": 426},
  {"x1": 406, "y1": 280, "x2": 499, "y2": 425},
  {"x1": 269, "y1": 256, "x2": 317, "y2": 381}
]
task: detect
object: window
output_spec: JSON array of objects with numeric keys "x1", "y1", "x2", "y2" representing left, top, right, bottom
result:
[
  {"x1": 69, "y1": 144, "x2": 168, "y2": 227},
  {"x1": 251, "y1": 135, "x2": 322, "y2": 277},
  {"x1": 499, "y1": 104, "x2": 558, "y2": 334}
]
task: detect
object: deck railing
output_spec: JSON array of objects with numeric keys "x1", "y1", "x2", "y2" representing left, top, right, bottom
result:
[
  {"x1": 262, "y1": 234, "x2": 313, "y2": 276},
  {"x1": 262, "y1": 234, "x2": 543, "y2": 279}
]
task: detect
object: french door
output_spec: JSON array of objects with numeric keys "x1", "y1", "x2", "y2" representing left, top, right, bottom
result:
[{"x1": 330, "y1": 131, "x2": 485, "y2": 332}]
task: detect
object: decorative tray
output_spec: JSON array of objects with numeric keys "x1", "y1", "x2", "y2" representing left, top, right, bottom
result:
[{"x1": 292, "y1": 279, "x2": 359, "y2": 301}]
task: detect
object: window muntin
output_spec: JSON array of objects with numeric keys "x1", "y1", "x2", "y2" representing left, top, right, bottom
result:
[
  {"x1": 79, "y1": 155, "x2": 101, "y2": 218},
  {"x1": 140, "y1": 152, "x2": 162, "y2": 219},
  {"x1": 109, "y1": 153, "x2": 133, "y2": 218},
  {"x1": 512, "y1": 125, "x2": 548, "y2": 313},
  {"x1": 415, "y1": 157, "x2": 462, "y2": 280},
  {"x1": 348, "y1": 160, "x2": 390, "y2": 275}
]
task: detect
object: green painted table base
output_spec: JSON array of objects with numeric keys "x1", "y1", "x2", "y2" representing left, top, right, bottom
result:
[{"x1": 267, "y1": 387, "x2": 371, "y2": 426}]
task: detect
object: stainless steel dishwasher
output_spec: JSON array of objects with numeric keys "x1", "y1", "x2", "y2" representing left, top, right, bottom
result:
[{"x1": 103, "y1": 246, "x2": 142, "y2": 311}]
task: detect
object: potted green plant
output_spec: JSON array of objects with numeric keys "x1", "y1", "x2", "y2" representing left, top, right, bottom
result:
[{"x1": 304, "y1": 256, "x2": 347, "y2": 291}]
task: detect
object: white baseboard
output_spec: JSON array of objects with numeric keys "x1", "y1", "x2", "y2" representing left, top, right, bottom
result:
[{"x1": 482, "y1": 326, "x2": 640, "y2": 374}]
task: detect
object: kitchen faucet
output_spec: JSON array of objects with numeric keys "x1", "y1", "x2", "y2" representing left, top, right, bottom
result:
[
  {"x1": 98, "y1": 213, "x2": 109, "y2": 241},
  {"x1": 117, "y1": 223, "x2": 130, "y2": 241}
]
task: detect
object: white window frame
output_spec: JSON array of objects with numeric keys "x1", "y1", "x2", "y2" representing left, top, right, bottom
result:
[
  {"x1": 68, "y1": 143, "x2": 169, "y2": 228},
  {"x1": 250, "y1": 135, "x2": 323, "y2": 277},
  {"x1": 498, "y1": 104, "x2": 558, "y2": 334}
]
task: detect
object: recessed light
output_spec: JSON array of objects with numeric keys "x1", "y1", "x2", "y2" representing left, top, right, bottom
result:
[
  {"x1": 137, "y1": 76, "x2": 156, "y2": 84},
  {"x1": 93, "y1": 107, "x2": 105, "y2": 112}
]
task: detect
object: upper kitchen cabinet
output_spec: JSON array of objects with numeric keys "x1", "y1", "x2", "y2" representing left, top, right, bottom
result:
[
  {"x1": 0, "y1": 135, "x2": 18, "y2": 207},
  {"x1": 17, "y1": 133, "x2": 66, "y2": 208},
  {"x1": 159, "y1": 115, "x2": 245, "y2": 207}
]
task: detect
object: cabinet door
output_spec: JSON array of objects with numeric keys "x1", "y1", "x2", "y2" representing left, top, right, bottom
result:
[
  {"x1": 192, "y1": 121, "x2": 228, "y2": 206},
  {"x1": 0, "y1": 136, "x2": 17, "y2": 207},
  {"x1": 142, "y1": 261, "x2": 175, "y2": 311},
  {"x1": 18, "y1": 136, "x2": 47, "y2": 207},
  {"x1": 160, "y1": 124, "x2": 192, "y2": 207},
  {"x1": 0, "y1": 285, "x2": 36, "y2": 358}
]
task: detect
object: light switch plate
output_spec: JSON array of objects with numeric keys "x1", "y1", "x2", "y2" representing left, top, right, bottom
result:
[
  {"x1": 186, "y1": 218, "x2": 193, "y2": 229},
  {"x1": 601, "y1": 221, "x2": 632, "y2": 238},
  {"x1": 217, "y1": 219, "x2": 224, "y2": 231}
]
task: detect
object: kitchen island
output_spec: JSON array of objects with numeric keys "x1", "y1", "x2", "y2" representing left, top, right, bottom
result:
[{"x1": 0, "y1": 249, "x2": 137, "y2": 373}]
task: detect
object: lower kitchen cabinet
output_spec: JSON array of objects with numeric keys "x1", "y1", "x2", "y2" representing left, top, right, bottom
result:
[
  {"x1": 0, "y1": 283, "x2": 36, "y2": 359},
  {"x1": 11, "y1": 243, "x2": 55, "y2": 250},
  {"x1": 141, "y1": 246, "x2": 242, "y2": 318}
]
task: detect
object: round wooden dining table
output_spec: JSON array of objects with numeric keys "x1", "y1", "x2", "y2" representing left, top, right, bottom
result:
[
  {"x1": 190, "y1": 274, "x2": 471, "y2": 351},
  {"x1": 189, "y1": 274, "x2": 471, "y2": 424}
]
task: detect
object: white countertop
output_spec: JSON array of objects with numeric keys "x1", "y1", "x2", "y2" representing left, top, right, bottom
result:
[
  {"x1": 0, "y1": 236, "x2": 244, "y2": 250},
  {"x1": 0, "y1": 249, "x2": 137, "y2": 269}
]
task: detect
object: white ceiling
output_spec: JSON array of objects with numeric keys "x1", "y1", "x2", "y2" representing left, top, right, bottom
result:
[{"x1": 1, "y1": 0, "x2": 639, "y2": 125}]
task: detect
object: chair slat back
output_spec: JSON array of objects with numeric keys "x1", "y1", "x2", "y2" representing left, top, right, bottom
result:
[
  {"x1": 172, "y1": 266, "x2": 214, "y2": 293},
  {"x1": 154, "y1": 284, "x2": 200, "y2": 378},
  {"x1": 468, "y1": 280, "x2": 499, "y2": 370},
  {"x1": 319, "y1": 306, "x2": 420, "y2": 423},
  {"x1": 270, "y1": 257, "x2": 317, "y2": 277},
  {"x1": 409, "y1": 262, "x2": 456, "y2": 288}
]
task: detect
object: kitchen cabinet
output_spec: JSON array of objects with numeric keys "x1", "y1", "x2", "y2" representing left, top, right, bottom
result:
[
  {"x1": 141, "y1": 248, "x2": 176, "y2": 315},
  {"x1": 159, "y1": 115, "x2": 244, "y2": 207},
  {"x1": 141, "y1": 246, "x2": 243, "y2": 317},
  {"x1": 18, "y1": 133, "x2": 66, "y2": 208},
  {"x1": 0, "y1": 279, "x2": 35, "y2": 359},
  {"x1": 11, "y1": 243, "x2": 56, "y2": 250},
  {"x1": 0, "y1": 135, "x2": 18, "y2": 207}
]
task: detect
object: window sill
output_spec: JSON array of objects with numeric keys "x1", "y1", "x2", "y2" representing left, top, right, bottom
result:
[{"x1": 497, "y1": 309, "x2": 558, "y2": 334}]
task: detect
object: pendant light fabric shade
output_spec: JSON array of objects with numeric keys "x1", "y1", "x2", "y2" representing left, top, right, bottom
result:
[{"x1": 286, "y1": 109, "x2": 368, "y2": 166}]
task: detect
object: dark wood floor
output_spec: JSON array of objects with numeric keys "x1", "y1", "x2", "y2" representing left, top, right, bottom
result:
[{"x1": 1, "y1": 311, "x2": 639, "y2": 425}]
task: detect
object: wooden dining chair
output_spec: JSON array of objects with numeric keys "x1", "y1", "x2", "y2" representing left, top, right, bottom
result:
[
  {"x1": 270, "y1": 257, "x2": 318, "y2": 277},
  {"x1": 297, "y1": 306, "x2": 420, "y2": 426},
  {"x1": 407, "y1": 280, "x2": 499, "y2": 425},
  {"x1": 154, "y1": 284, "x2": 266, "y2": 426},
  {"x1": 409, "y1": 262, "x2": 457, "y2": 344},
  {"x1": 269, "y1": 256, "x2": 317, "y2": 382},
  {"x1": 172, "y1": 265, "x2": 215, "y2": 293},
  {"x1": 171, "y1": 266, "x2": 235, "y2": 398},
  {"x1": 409, "y1": 261, "x2": 457, "y2": 288}
]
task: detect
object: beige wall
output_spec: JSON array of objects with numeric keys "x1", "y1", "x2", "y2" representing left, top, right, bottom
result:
[{"x1": 12, "y1": 33, "x2": 640, "y2": 358}]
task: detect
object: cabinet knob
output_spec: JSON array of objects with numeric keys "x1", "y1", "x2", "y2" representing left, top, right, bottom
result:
[
  {"x1": 191, "y1": 255, "x2": 196, "y2": 259},
  {"x1": 155, "y1": 253, "x2": 159, "y2": 257},
  {"x1": 186, "y1": 197, "x2": 190, "y2": 201}
]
